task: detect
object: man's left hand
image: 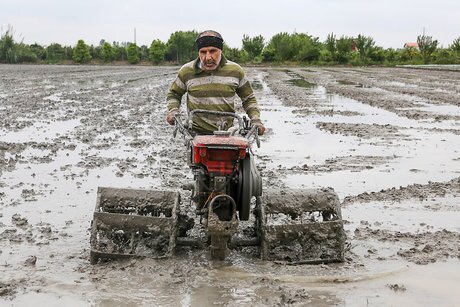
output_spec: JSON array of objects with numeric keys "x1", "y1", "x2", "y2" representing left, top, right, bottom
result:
[{"x1": 251, "y1": 119, "x2": 265, "y2": 136}]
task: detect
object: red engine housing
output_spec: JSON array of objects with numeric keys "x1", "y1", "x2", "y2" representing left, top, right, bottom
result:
[{"x1": 191, "y1": 135, "x2": 250, "y2": 175}]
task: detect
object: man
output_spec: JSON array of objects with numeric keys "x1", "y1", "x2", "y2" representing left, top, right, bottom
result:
[{"x1": 166, "y1": 30, "x2": 265, "y2": 135}]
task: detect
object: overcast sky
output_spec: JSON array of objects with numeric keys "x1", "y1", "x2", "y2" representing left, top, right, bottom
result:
[{"x1": 2, "y1": 0, "x2": 459, "y2": 49}]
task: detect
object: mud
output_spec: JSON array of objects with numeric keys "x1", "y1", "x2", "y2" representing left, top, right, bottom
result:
[
  {"x1": 342, "y1": 176, "x2": 460, "y2": 205},
  {"x1": 90, "y1": 187, "x2": 180, "y2": 262},
  {"x1": 1, "y1": 64, "x2": 460, "y2": 305},
  {"x1": 354, "y1": 227, "x2": 460, "y2": 265},
  {"x1": 258, "y1": 188, "x2": 344, "y2": 262}
]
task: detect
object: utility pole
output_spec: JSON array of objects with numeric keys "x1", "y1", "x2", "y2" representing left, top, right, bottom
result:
[{"x1": 134, "y1": 28, "x2": 136, "y2": 45}]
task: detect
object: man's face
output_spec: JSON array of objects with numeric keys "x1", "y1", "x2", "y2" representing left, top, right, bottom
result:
[{"x1": 199, "y1": 46, "x2": 222, "y2": 71}]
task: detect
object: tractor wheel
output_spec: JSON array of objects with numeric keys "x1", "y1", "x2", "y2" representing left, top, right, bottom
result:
[{"x1": 238, "y1": 156, "x2": 252, "y2": 221}]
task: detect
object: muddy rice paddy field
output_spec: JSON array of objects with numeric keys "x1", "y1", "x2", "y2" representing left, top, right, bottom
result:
[{"x1": 1, "y1": 64, "x2": 460, "y2": 306}]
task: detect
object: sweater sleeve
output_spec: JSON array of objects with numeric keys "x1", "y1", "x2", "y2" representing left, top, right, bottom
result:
[
  {"x1": 236, "y1": 72, "x2": 260, "y2": 120},
  {"x1": 166, "y1": 74, "x2": 187, "y2": 111}
]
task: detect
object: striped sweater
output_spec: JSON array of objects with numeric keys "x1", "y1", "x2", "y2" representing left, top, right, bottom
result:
[{"x1": 166, "y1": 55, "x2": 260, "y2": 134}]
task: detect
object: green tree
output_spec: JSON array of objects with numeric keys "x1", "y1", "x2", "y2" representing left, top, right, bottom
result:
[
  {"x1": 265, "y1": 32, "x2": 296, "y2": 61},
  {"x1": 355, "y1": 34, "x2": 375, "y2": 64},
  {"x1": 242, "y1": 34, "x2": 265, "y2": 61},
  {"x1": 45, "y1": 43, "x2": 66, "y2": 63},
  {"x1": 296, "y1": 33, "x2": 321, "y2": 62},
  {"x1": 89, "y1": 44, "x2": 99, "y2": 59},
  {"x1": 29, "y1": 43, "x2": 46, "y2": 60},
  {"x1": 261, "y1": 45, "x2": 275, "y2": 62},
  {"x1": 318, "y1": 49, "x2": 333, "y2": 64},
  {"x1": 112, "y1": 41, "x2": 127, "y2": 61},
  {"x1": 99, "y1": 42, "x2": 113, "y2": 63},
  {"x1": 149, "y1": 39, "x2": 166, "y2": 64},
  {"x1": 325, "y1": 33, "x2": 336, "y2": 53},
  {"x1": 127, "y1": 43, "x2": 139, "y2": 64},
  {"x1": 417, "y1": 35, "x2": 438, "y2": 64},
  {"x1": 383, "y1": 48, "x2": 398, "y2": 64},
  {"x1": 433, "y1": 49, "x2": 454, "y2": 64},
  {"x1": 399, "y1": 46, "x2": 420, "y2": 63},
  {"x1": 324, "y1": 33, "x2": 337, "y2": 62},
  {"x1": 63, "y1": 46, "x2": 73, "y2": 60},
  {"x1": 165, "y1": 30, "x2": 198, "y2": 63},
  {"x1": 139, "y1": 45, "x2": 149, "y2": 62},
  {"x1": 450, "y1": 37, "x2": 460, "y2": 54},
  {"x1": 73, "y1": 39, "x2": 91, "y2": 64},
  {"x1": 335, "y1": 36, "x2": 353, "y2": 64},
  {"x1": 223, "y1": 43, "x2": 248, "y2": 63},
  {"x1": 450, "y1": 38, "x2": 460, "y2": 63},
  {"x1": 264, "y1": 32, "x2": 321, "y2": 63},
  {"x1": 369, "y1": 47, "x2": 385, "y2": 64},
  {"x1": 16, "y1": 44, "x2": 37, "y2": 63}
]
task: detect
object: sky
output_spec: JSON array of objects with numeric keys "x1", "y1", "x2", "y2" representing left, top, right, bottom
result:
[{"x1": 1, "y1": 0, "x2": 459, "y2": 49}]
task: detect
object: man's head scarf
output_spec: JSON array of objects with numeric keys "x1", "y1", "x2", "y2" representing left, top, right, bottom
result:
[{"x1": 196, "y1": 30, "x2": 223, "y2": 50}]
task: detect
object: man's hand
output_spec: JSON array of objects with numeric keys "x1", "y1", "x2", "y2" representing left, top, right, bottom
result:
[
  {"x1": 251, "y1": 119, "x2": 266, "y2": 136},
  {"x1": 166, "y1": 109, "x2": 178, "y2": 125}
]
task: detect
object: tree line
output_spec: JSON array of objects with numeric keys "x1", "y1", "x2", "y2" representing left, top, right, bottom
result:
[{"x1": 1, "y1": 26, "x2": 460, "y2": 66}]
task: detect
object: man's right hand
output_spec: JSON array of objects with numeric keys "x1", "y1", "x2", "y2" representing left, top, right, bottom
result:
[{"x1": 166, "y1": 109, "x2": 178, "y2": 125}]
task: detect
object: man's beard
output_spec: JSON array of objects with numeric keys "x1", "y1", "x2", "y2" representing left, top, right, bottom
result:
[{"x1": 201, "y1": 54, "x2": 221, "y2": 71}]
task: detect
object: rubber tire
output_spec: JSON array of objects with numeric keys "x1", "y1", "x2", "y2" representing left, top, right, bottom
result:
[{"x1": 239, "y1": 156, "x2": 252, "y2": 221}]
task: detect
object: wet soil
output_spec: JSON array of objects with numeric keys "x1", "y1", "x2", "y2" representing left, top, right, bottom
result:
[{"x1": 1, "y1": 64, "x2": 460, "y2": 306}]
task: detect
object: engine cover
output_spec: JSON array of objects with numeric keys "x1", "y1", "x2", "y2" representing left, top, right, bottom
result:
[{"x1": 191, "y1": 134, "x2": 250, "y2": 175}]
